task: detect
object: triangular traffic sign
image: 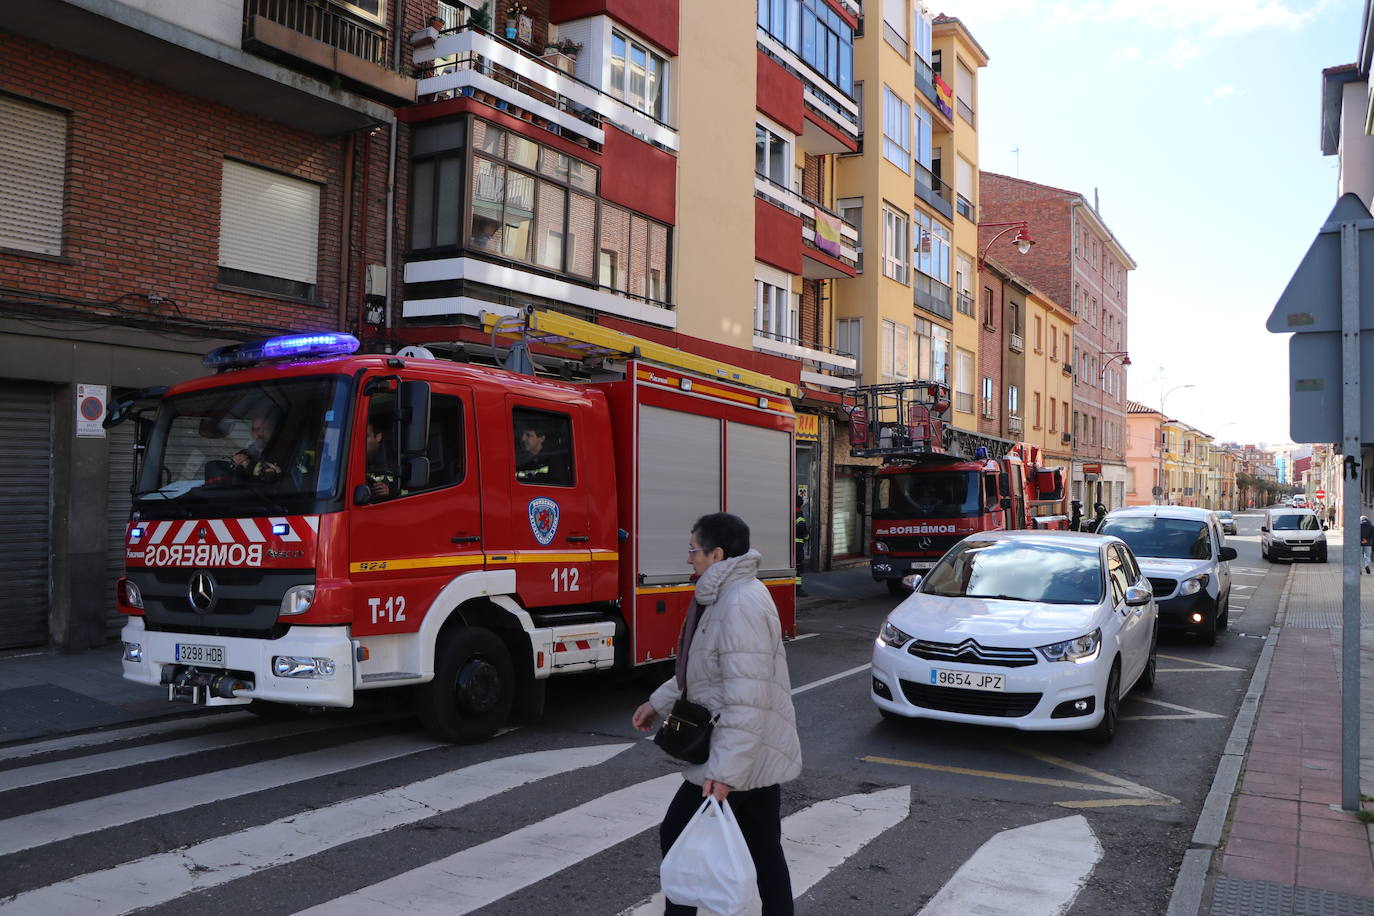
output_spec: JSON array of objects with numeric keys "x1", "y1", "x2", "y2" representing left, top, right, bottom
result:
[{"x1": 1267, "y1": 193, "x2": 1374, "y2": 334}]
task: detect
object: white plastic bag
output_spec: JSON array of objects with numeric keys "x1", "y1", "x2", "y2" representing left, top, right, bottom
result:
[{"x1": 661, "y1": 797, "x2": 758, "y2": 916}]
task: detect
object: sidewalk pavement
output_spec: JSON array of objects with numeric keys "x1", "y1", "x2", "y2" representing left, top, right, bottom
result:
[{"x1": 1183, "y1": 530, "x2": 1374, "y2": 916}]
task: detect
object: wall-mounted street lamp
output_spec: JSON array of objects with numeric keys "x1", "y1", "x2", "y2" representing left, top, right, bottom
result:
[
  {"x1": 1099, "y1": 350, "x2": 1131, "y2": 383},
  {"x1": 977, "y1": 220, "x2": 1035, "y2": 272}
]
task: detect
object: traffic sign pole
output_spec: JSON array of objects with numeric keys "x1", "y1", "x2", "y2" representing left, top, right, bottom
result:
[{"x1": 1338, "y1": 219, "x2": 1362, "y2": 813}]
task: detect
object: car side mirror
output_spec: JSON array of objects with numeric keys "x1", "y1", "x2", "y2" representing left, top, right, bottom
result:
[
  {"x1": 1260, "y1": 526, "x2": 1268, "y2": 532},
  {"x1": 1219, "y1": 546, "x2": 1238, "y2": 561},
  {"x1": 1000, "y1": 497, "x2": 1012, "y2": 510},
  {"x1": 901, "y1": 573, "x2": 923, "y2": 591},
  {"x1": 1322, "y1": 523, "x2": 1329, "y2": 530},
  {"x1": 1124, "y1": 584, "x2": 1152, "y2": 607}
]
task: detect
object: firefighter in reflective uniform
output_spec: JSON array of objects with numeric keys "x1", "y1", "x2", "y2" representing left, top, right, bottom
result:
[
  {"x1": 795, "y1": 493, "x2": 810, "y2": 597},
  {"x1": 365, "y1": 419, "x2": 398, "y2": 500},
  {"x1": 515, "y1": 422, "x2": 552, "y2": 483}
]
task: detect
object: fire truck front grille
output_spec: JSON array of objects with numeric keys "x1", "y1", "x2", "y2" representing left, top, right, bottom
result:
[
  {"x1": 909, "y1": 639, "x2": 1038, "y2": 668},
  {"x1": 128, "y1": 568, "x2": 316, "y2": 633}
]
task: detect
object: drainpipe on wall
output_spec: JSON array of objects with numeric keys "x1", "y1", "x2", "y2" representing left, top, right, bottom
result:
[{"x1": 338, "y1": 133, "x2": 356, "y2": 334}]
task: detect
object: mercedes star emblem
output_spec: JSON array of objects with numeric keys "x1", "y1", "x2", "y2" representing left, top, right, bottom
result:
[{"x1": 188, "y1": 571, "x2": 218, "y2": 614}]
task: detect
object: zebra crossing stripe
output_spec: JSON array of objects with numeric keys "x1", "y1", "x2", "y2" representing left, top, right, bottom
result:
[
  {"x1": 619, "y1": 785, "x2": 913, "y2": 916},
  {"x1": 916, "y1": 815, "x2": 1102, "y2": 916},
  {"x1": 299, "y1": 773, "x2": 684, "y2": 916},
  {"x1": 0, "y1": 712, "x2": 251, "y2": 764},
  {"x1": 0, "y1": 734, "x2": 444, "y2": 857},
  {"x1": 0, "y1": 716, "x2": 354, "y2": 794},
  {"x1": 0, "y1": 743, "x2": 632, "y2": 916}
]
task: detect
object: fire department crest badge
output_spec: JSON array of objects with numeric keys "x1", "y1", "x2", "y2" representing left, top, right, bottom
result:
[{"x1": 527, "y1": 497, "x2": 560, "y2": 546}]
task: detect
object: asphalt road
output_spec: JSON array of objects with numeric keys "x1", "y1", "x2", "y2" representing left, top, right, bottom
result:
[{"x1": 0, "y1": 510, "x2": 1284, "y2": 915}]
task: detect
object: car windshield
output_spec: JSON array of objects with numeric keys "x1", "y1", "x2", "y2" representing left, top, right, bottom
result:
[
  {"x1": 1096, "y1": 516, "x2": 1212, "y2": 560},
  {"x1": 134, "y1": 376, "x2": 352, "y2": 519},
  {"x1": 1218, "y1": 512, "x2": 1233, "y2": 521},
  {"x1": 921, "y1": 538, "x2": 1104, "y2": 605},
  {"x1": 875, "y1": 470, "x2": 981, "y2": 519},
  {"x1": 1271, "y1": 513, "x2": 1320, "y2": 531}
]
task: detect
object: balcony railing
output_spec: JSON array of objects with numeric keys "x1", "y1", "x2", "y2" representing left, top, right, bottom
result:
[
  {"x1": 955, "y1": 193, "x2": 975, "y2": 222},
  {"x1": 914, "y1": 162, "x2": 953, "y2": 220},
  {"x1": 417, "y1": 25, "x2": 679, "y2": 151},
  {"x1": 753, "y1": 174, "x2": 860, "y2": 268},
  {"x1": 914, "y1": 275, "x2": 952, "y2": 320},
  {"x1": 1009, "y1": 332, "x2": 1024, "y2": 352},
  {"x1": 914, "y1": 56, "x2": 939, "y2": 109},
  {"x1": 752, "y1": 327, "x2": 858, "y2": 374},
  {"x1": 955, "y1": 392, "x2": 973, "y2": 413},
  {"x1": 957, "y1": 99, "x2": 976, "y2": 127},
  {"x1": 246, "y1": 0, "x2": 389, "y2": 67},
  {"x1": 956, "y1": 291, "x2": 974, "y2": 317},
  {"x1": 1008, "y1": 415, "x2": 1023, "y2": 435}
]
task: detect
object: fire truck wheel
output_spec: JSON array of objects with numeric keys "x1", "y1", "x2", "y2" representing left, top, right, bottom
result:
[{"x1": 417, "y1": 626, "x2": 514, "y2": 743}]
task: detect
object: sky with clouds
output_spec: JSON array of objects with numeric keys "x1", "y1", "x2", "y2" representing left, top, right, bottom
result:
[{"x1": 952, "y1": 0, "x2": 1355, "y2": 449}]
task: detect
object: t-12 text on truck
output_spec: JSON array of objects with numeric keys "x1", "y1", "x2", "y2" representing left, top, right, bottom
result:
[
  {"x1": 112, "y1": 311, "x2": 797, "y2": 742},
  {"x1": 843, "y1": 381, "x2": 1069, "y2": 595}
]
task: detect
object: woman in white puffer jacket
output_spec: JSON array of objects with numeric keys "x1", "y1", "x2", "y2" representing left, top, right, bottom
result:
[{"x1": 632, "y1": 512, "x2": 802, "y2": 916}]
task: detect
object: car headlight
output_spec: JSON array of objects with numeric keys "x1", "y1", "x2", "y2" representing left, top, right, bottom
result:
[
  {"x1": 1179, "y1": 574, "x2": 1210, "y2": 596},
  {"x1": 878, "y1": 620, "x2": 913, "y2": 648},
  {"x1": 1038, "y1": 628, "x2": 1101, "y2": 663}
]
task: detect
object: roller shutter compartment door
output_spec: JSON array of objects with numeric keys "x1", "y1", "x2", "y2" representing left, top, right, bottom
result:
[
  {"x1": 0, "y1": 384, "x2": 53, "y2": 648},
  {"x1": 724, "y1": 421, "x2": 792, "y2": 575},
  {"x1": 105, "y1": 420, "x2": 137, "y2": 635},
  {"x1": 637, "y1": 406, "x2": 721, "y2": 581}
]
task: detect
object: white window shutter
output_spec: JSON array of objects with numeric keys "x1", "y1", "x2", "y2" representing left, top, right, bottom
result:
[
  {"x1": 0, "y1": 96, "x2": 66, "y2": 256},
  {"x1": 219, "y1": 160, "x2": 321, "y2": 285}
]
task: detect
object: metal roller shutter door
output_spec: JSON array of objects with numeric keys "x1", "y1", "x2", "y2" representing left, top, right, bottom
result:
[
  {"x1": 0, "y1": 384, "x2": 53, "y2": 648},
  {"x1": 106, "y1": 421, "x2": 137, "y2": 635},
  {"x1": 832, "y1": 473, "x2": 862, "y2": 558},
  {"x1": 637, "y1": 405, "x2": 721, "y2": 582}
]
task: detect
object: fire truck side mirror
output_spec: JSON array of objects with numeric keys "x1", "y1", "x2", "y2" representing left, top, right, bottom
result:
[
  {"x1": 398, "y1": 380, "x2": 431, "y2": 455},
  {"x1": 1000, "y1": 497, "x2": 1013, "y2": 510},
  {"x1": 402, "y1": 456, "x2": 431, "y2": 489}
]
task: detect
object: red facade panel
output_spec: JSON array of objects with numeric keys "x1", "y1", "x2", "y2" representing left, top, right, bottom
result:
[
  {"x1": 549, "y1": 0, "x2": 680, "y2": 55},
  {"x1": 599, "y1": 124, "x2": 676, "y2": 225},
  {"x1": 756, "y1": 51, "x2": 804, "y2": 135},
  {"x1": 802, "y1": 107, "x2": 859, "y2": 153},
  {"x1": 755, "y1": 198, "x2": 803, "y2": 275}
]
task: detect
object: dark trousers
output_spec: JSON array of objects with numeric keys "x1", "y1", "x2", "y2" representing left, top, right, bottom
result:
[{"x1": 660, "y1": 780, "x2": 794, "y2": 916}]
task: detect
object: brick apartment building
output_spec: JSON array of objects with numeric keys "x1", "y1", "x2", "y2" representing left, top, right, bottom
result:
[{"x1": 979, "y1": 172, "x2": 1136, "y2": 510}]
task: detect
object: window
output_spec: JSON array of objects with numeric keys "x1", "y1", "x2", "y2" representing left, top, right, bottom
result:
[
  {"x1": 0, "y1": 95, "x2": 66, "y2": 256},
  {"x1": 881, "y1": 318, "x2": 909, "y2": 380},
  {"x1": 836, "y1": 317, "x2": 862, "y2": 372},
  {"x1": 610, "y1": 31, "x2": 667, "y2": 121},
  {"x1": 219, "y1": 160, "x2": 320, "y2": 299},
  {"x1": 758, "y1": 0, "x2": 856, "y2": 96},
  {"x1": 981, "y1": 287, "x2": 995, "y2": 327},
  {"x1": 981, "y1": 376, "x2": 994, "y2": 418},
  {"x1": 955, "y1": 156, "x2": 975, "y2": 219},
  {"x1": 1049, "y1": 397, "x2": 1057, "y2": 432},
  {"x1": 881, "y1": 87, "x2": 910, "y2": 172},
  {"x1": 838, "y1": 198, "x2": 862, "y2": 271},
  {"x1": 755, "y1": 123, "x2": 790, "y2": 185},
  {"x1": 1007, "y1": 385, "x2": 1019, "y2": 418},
  {"x1": 913, "y1": 1, "x2": 934, "y2": 63},
  {"x1": 364, "y1": 392, "x2": 465, "y2": 501},
  {"x1": 1049, "y1": 324, "x2": 1058, "y2": 359},
  {"x1": 955, "y1": 348, "x2": 974, "y2": 413},
  {"x1": 882, "y1": 0, "x2": 908, "y2": 56},
  {"x1": 1033, "y1": 315, "x2": 1043, "y2": 351},
  {"x1": 1063, "y1": 402, "x2": 1070, "y2": 433},
  {"x1": 914, "y1": 105, "x2": 933, "y2": 172},
  {"x1": 514, "y1": 407, "x2": 574, "y2": 486},
  {"x1": 755, "y1": 274, "x2": 797, "y2": 341},
  {"x1": 955, "y1": 58, "x2": 976, "y2": 124},
  {"x1": 955, "y1": 253, "x2": 973, "y2": 315},
  {"x1": 1033, "y1": 391, "x2": 1042, "y2": 428},
  {"x1": 882, "y1": 205, "x2": 909, "y2": 283},
  {"x1": 912, "y1": 209, "x2": 949, "y2": 284},
  {"x1": 1063, "y1": 332, "x2": 1070, "y2": 364},
  {"x1": 1008, "y1": 302, "x2": 1020, "y2": 335},
  {"x1": 912, "y1": 319, "x2": 950, "y2": 383},
  {"x1": 336, "y1": 0, "x2": 384, "y2": 24}
]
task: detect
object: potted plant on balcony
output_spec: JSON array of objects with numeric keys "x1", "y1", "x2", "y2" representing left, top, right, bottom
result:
[
  {"x1": 542, "y1": 37, "x2": 582, "y2": 75},
  {"x1": 469, "y1": 2, "x2": 491, "y2": 31},
  {"x1": 504, "y1": 3, "x2": 525, "y2": 40}
]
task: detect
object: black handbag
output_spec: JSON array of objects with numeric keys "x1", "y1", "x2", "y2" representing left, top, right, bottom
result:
[{"x1": 654, "y1": 698, "x2": 717, "y2": 764}]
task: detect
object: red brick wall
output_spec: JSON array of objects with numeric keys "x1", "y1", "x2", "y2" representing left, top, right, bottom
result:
[
  {"x1": 976, "y1": 274, "x2": 1001, "y2": 436},
  {"x1": 0, "y1": 34, "x2": 389, "y2": 340}
]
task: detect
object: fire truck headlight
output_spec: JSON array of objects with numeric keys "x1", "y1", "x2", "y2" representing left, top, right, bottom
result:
[
  {"x1": 279, "y1": 585, "x2": 316, "y2": 617},
  {"x1": 118, "y1": 577, "x2": 144, "y2": 610},
  {"x1": 272, "y1": 656, "x2": 336, "y2": 678},
  {"x1": 874, "y1": 541, "x2": 890, "y2": 553},
  {"x1": 122, "y1": 642, "x2": 143, "y2": 663}
]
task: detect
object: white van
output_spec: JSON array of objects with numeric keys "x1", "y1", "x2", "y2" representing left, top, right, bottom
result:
[{"x1": 1261, "y1": 508, "x2": 1327, "y2": 563}]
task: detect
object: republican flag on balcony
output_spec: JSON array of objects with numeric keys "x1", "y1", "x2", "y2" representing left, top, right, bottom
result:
[
  {"x1": 814, "y1": 208, "x2": 842, "y2": 257},
  {"x1": 934, "y1": 75, "x2": 954, "y2": 119}
]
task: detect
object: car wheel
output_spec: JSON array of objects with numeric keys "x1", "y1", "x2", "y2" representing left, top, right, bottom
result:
[
  {"x1": 1133, "y1": 628, "x2": 1157, "y2": 692},
  {"x1": 1087, "y1": 663, "x2": 1121, "y2": 745},
  {"x1": 416, "y1": 626, "x2": 514, "y2": 744},
  {"x1": 886, "y1": 579, "x2": 909, "y2": 597},
  {"x1": 1217, "y1": 594, "x2": 1230, "y2": 630},
  {"x1": 1317, "y1": 552, "x2": 1328, "y2": 563},
  {"x1": 1197, "y1": 611, "x2": 1218, "y2": 647}
]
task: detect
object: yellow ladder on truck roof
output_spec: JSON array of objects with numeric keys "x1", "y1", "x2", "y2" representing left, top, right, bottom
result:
[{"x1": 482, "y1": 308, "x2": 800, "y2": 398}]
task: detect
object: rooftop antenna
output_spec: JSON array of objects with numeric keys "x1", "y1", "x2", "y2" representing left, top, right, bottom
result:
[{"x1": 1011, "y1": 146, "x2": 1020, "y2": 177}]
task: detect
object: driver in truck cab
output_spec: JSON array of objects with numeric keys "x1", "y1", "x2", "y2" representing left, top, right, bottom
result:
[{"x1": 231, "y1": 411, "x2": 281, "y2": 481}]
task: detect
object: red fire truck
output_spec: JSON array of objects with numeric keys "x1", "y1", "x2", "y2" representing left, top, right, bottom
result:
[
  {"x1": 112, "y1": 310, "x2": 797, "y2": 742},
  {"x1": 844, "y1": 381, "x2": 1068, "y2": 594}
]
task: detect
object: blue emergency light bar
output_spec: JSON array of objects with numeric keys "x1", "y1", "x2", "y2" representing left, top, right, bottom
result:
[{"x1": 203, "y1": 333, "x2": 360, "y2": 369}]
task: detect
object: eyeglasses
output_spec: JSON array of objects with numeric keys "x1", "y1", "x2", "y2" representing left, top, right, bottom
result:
[{"x1": 687, "y1": 546, "x2": 703, "y2": 554}]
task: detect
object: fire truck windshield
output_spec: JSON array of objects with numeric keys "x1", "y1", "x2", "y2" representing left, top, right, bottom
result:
[
  {"x1": 133, "y1": 376, "x2": 352, "y2": 519},
  {"x1": 875, "y1": 470, "x2": 982, "y2": 519}
]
